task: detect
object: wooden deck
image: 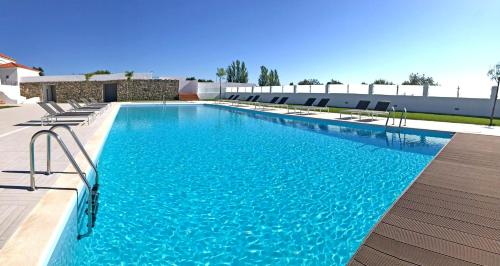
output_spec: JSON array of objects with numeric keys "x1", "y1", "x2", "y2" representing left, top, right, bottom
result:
[{"x1": 349, "y1": 133, "x2": 500, "y2": 266}]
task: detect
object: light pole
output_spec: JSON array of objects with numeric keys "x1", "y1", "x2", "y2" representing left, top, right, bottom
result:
[{"x1": 489, "y1": 64, "x2": 500, "y2": 126}]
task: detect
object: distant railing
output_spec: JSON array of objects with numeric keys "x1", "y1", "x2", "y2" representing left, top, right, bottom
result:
[{"x1": 225, "y1": 84, "x2": 496, "y2": 100}]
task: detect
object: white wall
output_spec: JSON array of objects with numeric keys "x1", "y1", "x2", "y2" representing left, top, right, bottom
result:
[
  {"x1": 223, "y1": 85, "x2": 500, "y2": 118},
  {"x1": 16, "y1": 68, "x2": 40, "y2": 82},
  {"x1": 197, "y1": 82, "x2": 256, "y2": 100},
  {"x1": 0, "y1": 85, "x2": 21, "y2": 104}
]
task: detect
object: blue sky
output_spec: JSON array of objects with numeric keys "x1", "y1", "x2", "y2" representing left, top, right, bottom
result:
[{"x1": 2, "y1": 0, "x2": 499, "y2": 90}]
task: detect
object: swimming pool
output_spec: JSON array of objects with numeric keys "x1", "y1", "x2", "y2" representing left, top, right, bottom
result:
[{"x1": 49, "y1": 104, "x2": 451, "y2": 265}]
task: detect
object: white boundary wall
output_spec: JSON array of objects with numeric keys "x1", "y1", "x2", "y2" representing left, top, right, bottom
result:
[
  {"x1": 224, "y1": 84, "x2": 500, "y2": 117},
  {"x1": 197, "y1": 82, "x2": 255, "y2": 100}
]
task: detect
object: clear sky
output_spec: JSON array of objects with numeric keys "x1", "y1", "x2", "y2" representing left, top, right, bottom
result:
[{"x1": 2, "y1": 0, "x2": 499, "y2": 92}]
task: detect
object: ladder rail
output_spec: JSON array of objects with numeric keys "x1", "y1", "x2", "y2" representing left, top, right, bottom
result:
[
  {"x1": 48, "y1": 125, "x2": 99, "y2": 188},
  {"x1": 385, "y1": 106, "x2": 395, "y2": 127},
  {"x1": 399, "y1": 107, "x2": 408, "y2": 127},
  {"x1": 29, "y1": 130, "x2": 95, "y2": 239}
]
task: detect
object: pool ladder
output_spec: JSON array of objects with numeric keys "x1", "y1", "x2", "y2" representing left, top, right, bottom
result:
[
  {"x1": 385, "y1": 107, "x2": 407, "y2": 128},
  {"x1": 28, "y1": 124, "x2": 99, "y2": 240}
]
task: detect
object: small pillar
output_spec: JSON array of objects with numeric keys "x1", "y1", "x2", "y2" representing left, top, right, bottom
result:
[{"x1": 423, "y1": 84, "x2": 429, "y2": 97}]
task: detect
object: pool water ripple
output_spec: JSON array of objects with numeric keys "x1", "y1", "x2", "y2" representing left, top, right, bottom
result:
[{"x1": 52, "y1": 105, "x2": 449, "y2": 265}]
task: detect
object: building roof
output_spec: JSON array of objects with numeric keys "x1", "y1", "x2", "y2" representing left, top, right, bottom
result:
[
  {"x1": 20, "y1": 72, "x2": 154, "y2": 83},
  {"x1": 0, "y1": 62, "x2": 40, "y2": 72},
  {"x1": 0, "y1": 53, "x2": 15, "y2": 62}
]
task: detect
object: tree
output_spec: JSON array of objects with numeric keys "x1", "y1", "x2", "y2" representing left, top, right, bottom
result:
[
  {"x1": 125, "y1": 71, "x2": 134, "y2": 101},
  {"x1": 226, "y1": 60, "x2": 248, "y2": 83},
  {"x1": 84, "y1": 70, "x2": 111, "y2": 80},
  {"x1": 216, "y1": 67, "x2": 226, "y2": 100},
  {"x1": 84, "y1": 73, "x2": 93, "y2": 81},
  {"x1": 326, "y1": 79, "x2": 342, "y2": 85},
  {"x1": 487, "y1": 64, "x2": 500, "y2": 126},
  {"x1": 259, "y1": 66, "x2": 280, "y2": 86},
  {"x1": 32, "y1": 66, "x2": 45, "y2": 76},
  {"x1": 270, "y1": 69, "x2": 280, "y2": 86},
  {"x1": 92, "y1": 70, "x2": 111, "y2": 75},
  {"x1": 373, "y1": 79, "x2": 394, "y2": 85},
  {"x1": 240, "y1": 62, "x2": 248, "y2": 83},
  {"x1": 298, "y1": 79, "x2": 322, "y2": 85},
  {"x1": 401, "y1": 73, "x2": 437, "y2": 85},
  {"x1": 258, "y1": 66, "x2": 269, "y2": 86},
  {"x1": 198, "y1": 79, "x2": 214, "y2": 82},
  {"x1": 268, "y1": 70, "x2": 275, "y2": 86},
  {"x1": 186, "y1": 77, "x2": 196, "y2": 80},
  {"x1": 125, "y1": 71, "x2": 134, "y2": 80}
]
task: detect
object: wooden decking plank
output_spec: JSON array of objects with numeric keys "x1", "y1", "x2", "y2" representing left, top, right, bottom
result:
[
  {"x1": 364, "y1": 233, "x2": 476, "y2": 266},
  {"x1": 418, "y1": 166, "x2": 500, "y2": 187},
  {"x1": 418, "y1": 163, "x2": 500, "y2": 187},
  {"x1": 401, "y1": 192, "x2": 500, "y2": 220},
  {"x1": 383, "y1": 214, "x2": 500, "y2": 254},
  {"x1": 391, "y1": 207, "x2": 500, "y2": 241},
  {"x1": 350, "y1": 133, "x2": 500, "y2": 265},
  {"x1": 410, "y1": 183, "x2": 500, "y2": 207},
  {"x1": 374, "y1": 223, "x2": 500, "y2": 265},
  {"x1": 417, "y1": 178, "x2": 500, "y2": 201},
  {"x1": 397, "y1": 199, "x2": 500, "y2": 229},
  {"x1": 353, "y1": 245, "x2": 416, "y2": 266},
  {"x1": 417, "y1": 178, "x2": 500, "y2": 199},
  {"x1": 437, "y1": 153, "x2": 499, "y2": 169},
  {"x1": 405, "y1": 189, "x2": 500, "y2": 214},
  {"x1": 349, "y1": 260, "x2": 366, "y2": 266}
]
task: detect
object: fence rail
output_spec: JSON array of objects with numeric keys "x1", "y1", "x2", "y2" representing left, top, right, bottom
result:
[{"x1": 225, "y1": 84, "x2": 495, "y2": 100}]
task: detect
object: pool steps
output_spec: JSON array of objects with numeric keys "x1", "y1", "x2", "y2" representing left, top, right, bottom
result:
[{"x1": 28, "y1": 124, "x2": 99, "y2": 240}]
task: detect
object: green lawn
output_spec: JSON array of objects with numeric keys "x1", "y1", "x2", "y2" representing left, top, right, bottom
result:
[
  {"x1": 323, "y1": 107, "x2": 500, "y2": 126},
  {"x1": 0, "y1": 105, "x2": 17, "y2": 110}
]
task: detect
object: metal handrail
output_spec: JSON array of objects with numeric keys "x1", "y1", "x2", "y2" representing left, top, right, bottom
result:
[
  {"x1": 385, "y1": 106, "x2": 396, "y2": 127},
  {"x1": 29, "y1": 129, "x2": 95, "y2": 239},
  {"x1": 399, "y1": 107, "x2": 408, "y2": 127},
  {"x1": 392, "y1": 107, "x2": 396, "y2": 125},
  {"x1": 48, "y1": 125, "x2": 99, "y2": 188}
]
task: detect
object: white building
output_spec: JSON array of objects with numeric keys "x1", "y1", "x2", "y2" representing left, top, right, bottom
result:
[{"x1": 0, "y1": 52, "x2": 40, "y2": 104}]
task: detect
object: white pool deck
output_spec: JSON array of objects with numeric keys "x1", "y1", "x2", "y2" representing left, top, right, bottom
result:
[{"x1": 0, "y1": 101, "x2": 499, "y2": 264}]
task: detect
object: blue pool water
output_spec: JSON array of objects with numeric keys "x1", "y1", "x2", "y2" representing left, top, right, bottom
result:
[{"x1": 50, "y1": 104, "x2": 450, "y2": 265}]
